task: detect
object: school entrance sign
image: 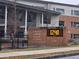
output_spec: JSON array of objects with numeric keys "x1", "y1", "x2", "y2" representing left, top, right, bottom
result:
[{"x1": 47, "y1": 27, "x2": 63, "y2": 37}]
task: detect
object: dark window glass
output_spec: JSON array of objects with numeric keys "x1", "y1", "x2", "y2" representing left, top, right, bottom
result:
[
  {"x1": 27, "y1": 12, "x2": 37, "y2": 27},
  {"x1": 56, "y1": 8, "x2": 64, "y2": 14},
  {"x1": 0, "y1": 30, "x2": 4, "y2": 38},
  {"x1": 74, "y1": 34, "x2": 79, "y2": 39},
  {"x1": 71, "y1": 34, "x2": 79, "y2": 39},
  {"x1": 53, "y1": 8, "x2": 55, "y2": 11},
  {"x1": 0, "y1": 26, "x2": 4, "y2": 38},
  {"x1": 59, "y1": 21, "x2": 64, "y2": 27},
  {"x1": 27, "y1": 12, "x2": 36, "y2": 22},
  {"x1": 0, "y1": 5, "x2": 5, "y2": 19},
  {"x1": 71, "y1": 22, "x2": 74, "y2": 27},
  {"x1": 71, "y1": 34, "x2": 73, "y2": 39},
  {"x1": 14, "y1": 31, "x2": 24, "y2": 38},
  {"x1": 16, "y1": 9, "x2": 25, "y2": 22},
  {"x1": 74, "y1": 22, "x2": 79, "y2": 28},
  {"x1": 74, "y1": 10, "x2": 79, "y2": 16},
  {"x1": 43, "y1": 14, "x2": 51, "y2": 24},
  {"x1": 14, "y1": 28, "x2": 24, "y2": 38},
  {"x1": 71, "y1": 10, "x2": 73, "y2": 15},
  {"x1": 0, "y1": 15, "x2": 5, "y2": 19},
  {"x1": 27, "y1": 13, "x2": 32, "y2": 22}
]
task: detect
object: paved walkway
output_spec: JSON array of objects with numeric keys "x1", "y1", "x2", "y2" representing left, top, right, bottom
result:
[{"x1": 0, "y1": 46, "x2": 79, "y2": 58}]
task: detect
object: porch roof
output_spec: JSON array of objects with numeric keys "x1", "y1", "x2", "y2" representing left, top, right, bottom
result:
[
  {"x1": 17, "y1": 3, "x2": 61, "y2": 15},
  {"x1": 0, "y1": 0, "x2": 60, "y2": 15}
]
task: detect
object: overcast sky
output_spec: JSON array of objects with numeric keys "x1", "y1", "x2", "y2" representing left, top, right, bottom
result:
[{"x1": 44, "y1": 0, "x2": 79, "y2": 5}]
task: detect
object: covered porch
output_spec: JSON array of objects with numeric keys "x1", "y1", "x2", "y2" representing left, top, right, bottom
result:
[
  {"x1": 0, "y1": 1, "x2": 60, "y2": 48},
  {"x1": 0, "y1": 2, "x2": 60, "y2": 38}
]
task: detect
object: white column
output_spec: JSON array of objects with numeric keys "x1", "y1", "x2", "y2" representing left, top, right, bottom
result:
[
  {"x1": 4, "y1": 5, "x2": 8, "y2": 39},
  {"x1": 25, "y1": 9, "x2": 28, "y2": 39},
  {"x1": 42, "y1": 13, "x2": 44, "y2": 27}
]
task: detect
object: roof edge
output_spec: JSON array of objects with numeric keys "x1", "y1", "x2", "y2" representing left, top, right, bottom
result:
[{"x1": 23, "y1": 0, "x2": 79, "y2": 8}]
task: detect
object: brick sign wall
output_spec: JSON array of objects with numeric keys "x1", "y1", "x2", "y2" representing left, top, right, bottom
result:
[{"x1": 28, "y1": 28, "x2": 68, "y2": 47}]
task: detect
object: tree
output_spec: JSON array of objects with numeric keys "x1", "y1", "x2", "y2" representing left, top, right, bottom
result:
[{"x1": 7, "y1": 0, "x2": 19, "y2": 48}]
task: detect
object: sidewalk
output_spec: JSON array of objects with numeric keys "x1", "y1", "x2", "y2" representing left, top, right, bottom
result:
[{"x1": 0, "y1": 46, "x2": 79, "y2": 58}]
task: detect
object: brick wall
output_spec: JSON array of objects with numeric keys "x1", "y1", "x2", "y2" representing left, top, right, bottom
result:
[
  {"x1": 60, "y1": 15, "x2": 79, "y2": 41},
  {"x1": 28, "y1": 27, "x2": 68, "y2": 47},
  {"x1": 28, "y1": 15, "x2": 79, "y2": 47}
]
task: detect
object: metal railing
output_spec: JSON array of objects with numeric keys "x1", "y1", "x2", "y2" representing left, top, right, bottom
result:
[{"x1": 0, "y1": 37, "x2": 28, "y2": 50}]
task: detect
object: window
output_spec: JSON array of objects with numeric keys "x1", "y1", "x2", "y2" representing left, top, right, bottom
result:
[
  {"x1": 0, "y1": 5, "x2": 5, "y2": 24},
  {"x1": 71, "y1": 34, "x2": 79, "y2": 39},
  {"x1": 71, "y1": 10, "x2": 73, "y2": 15},
  {"x1": 71, "y1": 22, "x2": 74, "y2": 27},
  {"x1": 43, "y1": 14, "x2": 51, "y2": 24},
  {"x1": 74, "y1": 10, "x2": 79, "y2": 16},
  {"x1": 14, "y1": 28, "x2": 24, "y2": 38},
  {"x1": 74, "y1": 34, "x2": 79, "y2": 39},
  {"x1": 16, "y1": 9, "x2": 25, "y2": 25},
  {"x1": 72, "y1": 22, "x2": 79, "y2": 28},
  {"x1": 71, "y1": 10, "x2": 79, "y2": 16},
  {"x1": 56, "y1": 8, "x2": 65, "y2": 14},
  {"x1": 0, "y1": 5, "x2": 5, "y2": 19},
  {"x1": 27, "y1": 12, "x2": 36, "y2": 22},
  {"x1": 14, "y1": 31, "x2": 24, "y2": 38},
  {"x1": 0, "y1": 26, "x2": 4, "y2": 37},
  {"x1": 74, "y1": 22, "x2": 79, "y2": 27},
  {"x1": 27, "y1": 11, "x2": 37, "y2": 27},
  {"x1": 59, "y1": 21, "x2": 64, "y2": 27},
  {"x1": 53, "y1": 8, "x2": 55, "y2": 11},
  {"x1": 27, "y1": 12, "x2": 33, "y2": 22}
]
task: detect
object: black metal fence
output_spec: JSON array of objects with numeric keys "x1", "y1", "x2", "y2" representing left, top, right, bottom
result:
[{"x1": 0, "y1": 38, "x2": 28, "y2": 50}]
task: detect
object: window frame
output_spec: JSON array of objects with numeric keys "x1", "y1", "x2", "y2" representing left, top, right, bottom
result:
[
  {"x1": 0, "y1": 5, "x2": 5, "y2": 19},
  {"x1": 71, "y1": 34, "x2": 79, "y2": 39},
  {"x1": 43, "y1": 13, "x2": 51, "y2": 24},
  {"x1": 59, "y1": 21, "x2": 64, "y2": 27},
  {"x1": 56, "y1": 8, "x2": 65, "y2": 14},
  {"x1": 74, "y1": 10, "x2": 79, "y2": 16},
  {"x1": 71, "y1": 10, "x2": 73, "y2": 15},
  {"x1": 74, "y1": 22, "x2": 79, "y2": 28}
]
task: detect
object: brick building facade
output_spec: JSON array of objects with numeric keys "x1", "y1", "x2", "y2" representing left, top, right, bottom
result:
[
  {"x1": 0, "y1": 0, "x2": 79, "y2": 47},
  {"x1": 27, "y1": 0, "x2": 79, "y2": 46}
]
